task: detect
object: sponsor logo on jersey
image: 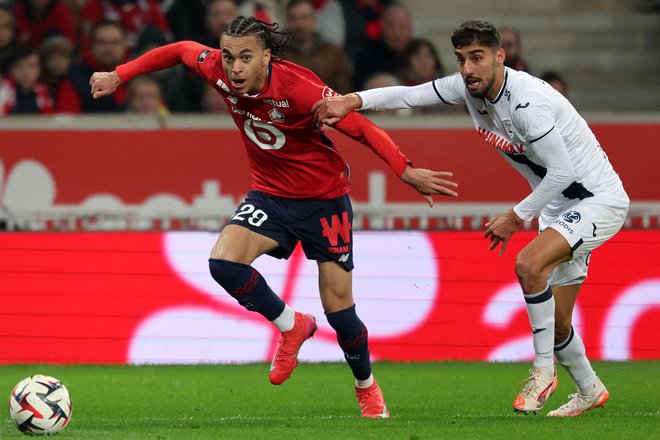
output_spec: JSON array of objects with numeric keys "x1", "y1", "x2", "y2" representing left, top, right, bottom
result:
[
  {"x1": 268, "y1": 108, "x2": 285, "y2": 123},
  {"x1": 216, "y1": 78, "x2": 231, "y2": 93},
  {"x1": 197, "y1": 49, "x2": 211, "y2": 63},
  {"x1": 562, "y1": 211, "x2": 582, "y2": 223},
  {"x1": 262, "y1": 98, "x2": 289, "y2": 108},
  {"x1": 515, "y1": 102, "x2": 530, "y2": 110},
  {"x1": 227, "y1": 95, "x2": 238, "y2": 104},
  {"x1": 556, "y1": 220, "x2": 575, "y2": 235},
  {"x1": 477, "y1": 127, "x2": 524, "y2": 154}
]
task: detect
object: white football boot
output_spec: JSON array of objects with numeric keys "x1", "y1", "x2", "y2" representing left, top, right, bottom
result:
[
  {"x1": 547, "y1": 376, "x2": 609, "y2": 417},
  {"x1": 512, "y1": 367, "x2": 558, "y2": 414}
]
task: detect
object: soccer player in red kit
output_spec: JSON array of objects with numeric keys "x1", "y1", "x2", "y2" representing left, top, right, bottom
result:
[{"x1": 90, "y1": 16, "x2": 458, "y2": 418}]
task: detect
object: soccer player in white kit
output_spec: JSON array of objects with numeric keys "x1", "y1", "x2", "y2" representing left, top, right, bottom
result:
[{"x1": 313, "y1": 20, "x2": 629, "y2": 416}]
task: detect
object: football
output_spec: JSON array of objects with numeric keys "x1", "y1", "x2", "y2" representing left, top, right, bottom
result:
[{"x1": 8, "y1": 375, "x2": 72, "y2": 436}]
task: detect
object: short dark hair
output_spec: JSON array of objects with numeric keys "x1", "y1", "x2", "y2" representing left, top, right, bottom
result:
[
  {"x1": 91, "y1": 19, "x2": 126, "y2": 40},
  {"x1": 9, "y1": 45, "x2": 39, "y2": 65},
  {"x1": 223, "y1": 16, "x2": 291, "y2": 58},
  {"x1": 285, "y1": 0, "x2": 314, "y2": 13},
  {"x1": 451, "y1": 20, "x2": 500, "y2": 50}
]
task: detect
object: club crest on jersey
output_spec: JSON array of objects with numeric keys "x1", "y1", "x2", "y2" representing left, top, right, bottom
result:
[
  {"x1": 197, "y1": 49, "x2": 211, "y2": 63},
  {"x1": 268, "y1": 108, "x2": 285, "y2": 123},
  {"x1": 502, "y1": 119, "x2": 515, "y2": 138},
  {"x1": 322, "y1": 86, "x2": 339, "y2": 98},
  {"x1": 562, "y1": 211, "x2": 582, "y2": 223}
]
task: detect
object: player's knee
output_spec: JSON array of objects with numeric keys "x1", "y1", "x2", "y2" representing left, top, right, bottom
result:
[{"x1": 514, "y1": 254, "x2": 538, "y2": 286}]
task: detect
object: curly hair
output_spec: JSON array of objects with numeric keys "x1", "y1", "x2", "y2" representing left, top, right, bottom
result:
[
  {"x1": 223, "y1": 16, "x2": 291, "y2": 58},
  {"x1": 450, "y1": 20, "x2": 500, "y2": 50}
]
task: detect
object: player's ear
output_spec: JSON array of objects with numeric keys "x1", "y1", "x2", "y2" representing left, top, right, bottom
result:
[
  {"x1": 262, "y1": 48, "x2": 271, "y2": 66},
  {"x1": 496, "y1": 47, "x2": 505, "y2": 65}
]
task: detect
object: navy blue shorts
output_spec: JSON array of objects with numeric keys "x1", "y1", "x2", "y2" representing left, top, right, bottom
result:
[{"x1": 226, "y1": 190, "x2": 354, "y2": 271}]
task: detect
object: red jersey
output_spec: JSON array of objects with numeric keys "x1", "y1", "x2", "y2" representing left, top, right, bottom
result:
[
  {"x1": 116, "y1": 41, "x2": 410, "y2": 199},
  {"x1": 13, "y1": 0, "x2": 76, "y2": 46}
]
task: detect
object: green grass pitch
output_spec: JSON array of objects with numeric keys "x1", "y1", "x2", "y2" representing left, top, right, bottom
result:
[{"x1": 1, "y1": 362, "x2": 658, "y2": 439}]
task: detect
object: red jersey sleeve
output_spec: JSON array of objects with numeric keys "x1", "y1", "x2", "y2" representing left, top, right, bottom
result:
[
  {"x1": 116, "y1": 41, "x2": 210, "y2": 82},
  {"x1": 333, "y1": 111, "x2": 411, "y2": 178},
  {"x1": 276, "y1": 60, "x2": 411, "y2": 178}
]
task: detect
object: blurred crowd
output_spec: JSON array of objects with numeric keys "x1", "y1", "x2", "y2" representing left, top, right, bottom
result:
[{"x1": 0, "y1": 0, "x2": 568, "y2": 117}]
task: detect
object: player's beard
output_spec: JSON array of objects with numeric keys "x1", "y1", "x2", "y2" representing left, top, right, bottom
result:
[{"x1": 466, "y1": 72, "x2": 496, "y2": 99}]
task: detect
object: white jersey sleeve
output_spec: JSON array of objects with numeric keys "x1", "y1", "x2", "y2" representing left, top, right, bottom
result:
[
  {"x1": 509, "y1": 90, "x2": 578, "y2": 220},
  {"x1": 357, "y1": 74, "x2": 466, "y2": 110},
  {"x1": 512, "y1": 127, "x2": 577, "y2": 221}
]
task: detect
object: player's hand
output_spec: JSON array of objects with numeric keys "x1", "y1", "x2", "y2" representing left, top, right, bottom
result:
[
  {"x1": 312, "y1": 93, "x2": 362, "y2": 126},
  {"x1": 89, "y1": 71, "x2": 121, "y2": 99},
  {"x1": 484, "y1": 209, "x2": 524, "y2": 256},
  {"x1": 400, "y1": 166, "x2": 458, "y2": 207}
]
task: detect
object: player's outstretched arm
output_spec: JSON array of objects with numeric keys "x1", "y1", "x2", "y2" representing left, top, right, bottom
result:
[
  {"x1": 89, "y1": 41, "x2": 207, "y2": 100},
  {"x1": 400, "y1": 166, "x2": 458, "y2": 207},
  {"x1": 312, "y1": 93, "x2": 362, "y2": 126}
]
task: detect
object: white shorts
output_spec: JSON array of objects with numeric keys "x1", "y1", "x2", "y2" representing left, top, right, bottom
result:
[{"x1": 541, "y1": 196, "x2": 628, "y2": 287}]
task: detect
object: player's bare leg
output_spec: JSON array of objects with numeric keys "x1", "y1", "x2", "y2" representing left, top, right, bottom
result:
[
  {"x1": 512, "y1": 229, "x2": 570, "y2": 414},
  {"x1": 209, "y1": 225, "x2": 316, "y2": 384},
  {"x1": 319, "y1": 261, "x2": 389, "y2": 418},
  {"x1": 549, "y1": 284, "x2": 609, "y2": 416}
]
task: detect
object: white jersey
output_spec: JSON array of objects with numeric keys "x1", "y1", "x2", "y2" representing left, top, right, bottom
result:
[{"x1": 357, "y1": 68, "x2": 629, "y2": 222}]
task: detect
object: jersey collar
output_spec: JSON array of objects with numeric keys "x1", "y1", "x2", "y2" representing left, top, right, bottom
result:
[{"x1": 489, "y1": 68, "x2": 508, "y2": 104}]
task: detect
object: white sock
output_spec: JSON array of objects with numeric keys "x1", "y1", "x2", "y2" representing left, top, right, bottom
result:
[
  {"x1": 554, "y1": 326, "x2": 597, "y2": 393},
  {"x1": 355, "y1": 373, "x2": 374, "y2": 389},
  {"x1": 271, "y1": 304, "x2": 296, "y2": 332},
  {"x1": 524, "y1": 284, "x2": 555, "y2": 370}
]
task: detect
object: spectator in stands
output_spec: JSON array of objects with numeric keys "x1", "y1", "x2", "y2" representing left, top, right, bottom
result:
[
  {"x1": 500, "y1": 26, "x2": 530, "y2": 72},
  {"x1": 237, "y1": 0, "x2": 279, "y2": 24},
  {"x1": 165, "y1": 0, "x2": 275, "y2": 43},
  {"x1": 126, "y1": 74, "x2": 168, "y2": 115},
  {"x1": 353, "y1": 2, "x2": 412, "y2": 90},
  {"x1": 195, "y1": 0, "x2": 238, "y2": 49},
  {"x1": 80, "y1": 0, "x2": 171, "y2": 49},
  {"x1": 56, "y1": 20, "x2": 129, "y2": 113},
  {"x1": 540, "y1": 70, "x2": 569, "y2": 98},
  {"x1": 283, "y1": 0, "x2": 352, "y2": 94},
  {"x1": 0, "y1": 6, "x2": 18, "y2": 75},
  {"x1": 400, "y1": 38, "x2": 464, "y2": 115},
  {"x1": 312, "y1": 0, "x2": 345, "y2": 47},
  {"x1": 401, "y1": 38, "x2": 444, "y2": 85},
  {"x1": 12, "y1": 0, "x2": 76, "y2": 46},
  {"x1": 164, "y1": 0, "x2": 207, "y2": 42},
  {"x1": 39, "y1": 33, "x2": 72, "y2": 99},
  {"x1": 134, "y1": 25, "x2": 188, "y2": 112},
  {"x1": 339, "y1": 0, "x2": 392, "y2": 64},
  {"x1": 362, "y1": 72, "x2": 410, "y2": 117},
  {"x1": 0, "y1": 45, "x2": 53, "y2": 115}
]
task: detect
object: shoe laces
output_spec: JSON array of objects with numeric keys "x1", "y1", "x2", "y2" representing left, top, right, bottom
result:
[
  {"x1": 559, "y1": 392, "x2": 589, "y2": 412},
  {"x1": 519, "y1": 369, "x2": 550, "y2": 397}
]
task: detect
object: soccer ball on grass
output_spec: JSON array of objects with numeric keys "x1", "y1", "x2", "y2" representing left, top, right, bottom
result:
[{"x1": 8, "y1": 374, "x2": 72, "y2": 436}]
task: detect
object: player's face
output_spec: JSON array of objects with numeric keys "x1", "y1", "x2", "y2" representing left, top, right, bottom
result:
[
  {"x1": 455, "y1": 43, "x2": 505, "y2": 100},
  {"x1": 220, "y1": 34, "x2": 271, "y2": 95}
]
